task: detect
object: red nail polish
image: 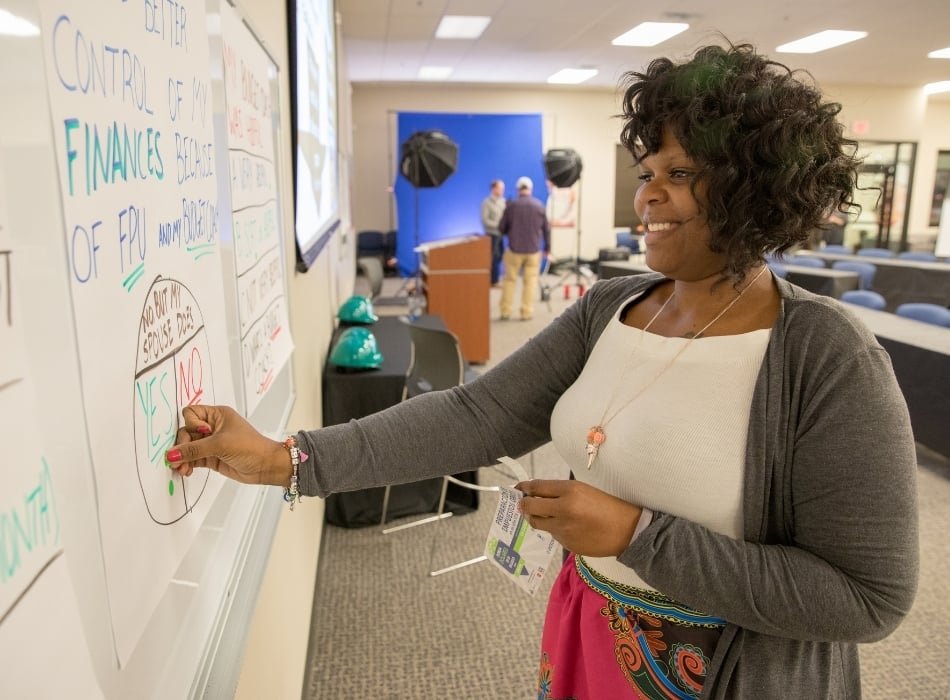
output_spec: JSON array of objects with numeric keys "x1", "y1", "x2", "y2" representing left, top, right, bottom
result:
[
  {"x1": 166, "y1": 449, "x2": 182, "y2": 463},
  {"x1": 197, "y1": 425, "x2": 211, "y2": 434}
]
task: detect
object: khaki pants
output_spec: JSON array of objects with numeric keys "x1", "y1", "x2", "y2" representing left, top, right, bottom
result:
[{"x1": 500, "y1": 249, "x2": 541, "y2": 319}]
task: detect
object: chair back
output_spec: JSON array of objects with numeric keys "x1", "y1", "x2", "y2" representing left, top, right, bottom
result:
[
  {"x1": 821, "y1": 245, "x2": 851, "y2": 255},
  {"x1": 357, "y1": 230, "x2": 387, "y2": 258},
  {"x1": 616, "y1": 231, "x2": 640, "y2": 253},
  {"x1": 856, "y1": 247, "x2": 895, "y2": 259},
  {"x1": 788, "y1": 255, "x2": 826, "y2": 268},
  {"x1": 831, "y1": 260, "x2": 876, "y2": 290},
  {"x1": 894, "y1": 303, "x2": 950, "y2": 327},
  {"x1": 897, "y1": 251, "x2": 938, "y2": 262},
  {"x1": 840, "y1": 289, "x2": 887, "y2": 310},
  {"x1": 403, "y1": 320, "x2": 466, "y2": 397},
  {"x1": 767, "y1": 262, "x2": 788, "y2": 279}
]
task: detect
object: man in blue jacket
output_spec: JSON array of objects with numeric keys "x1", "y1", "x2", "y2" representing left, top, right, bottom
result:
[{"x1": 498, "y1": 176, "x2": 551, "y2": 320}]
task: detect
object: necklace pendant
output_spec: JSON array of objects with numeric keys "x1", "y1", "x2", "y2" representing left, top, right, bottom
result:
[{"x1": 585, "y1": 426, "x2": 606, "y2": 470}]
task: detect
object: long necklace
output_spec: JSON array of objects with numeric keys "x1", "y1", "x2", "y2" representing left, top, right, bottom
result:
[{"x1": 584, "y1": 265, "x2": 767, "y2": 469}]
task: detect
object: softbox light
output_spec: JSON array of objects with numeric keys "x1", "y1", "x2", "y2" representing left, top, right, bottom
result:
[
  {"x1": 544, "y1": 148, "x2": 583, "y2": 188},
  {"x1": 399, "y1": 130, "x2": 459, "y2": 188}
]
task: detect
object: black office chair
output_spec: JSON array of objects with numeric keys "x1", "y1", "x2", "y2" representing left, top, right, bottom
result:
[
  {"x1": 831, "y1": 260, "x2": 877, "y2": 290},
  {"x1": 380, "y1": 321, "x2": 483, "y2": 529}
]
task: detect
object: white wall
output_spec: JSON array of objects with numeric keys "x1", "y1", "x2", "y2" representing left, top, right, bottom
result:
[{"x1": 352, "y1": 82, "x2": 950, "y2": 255}]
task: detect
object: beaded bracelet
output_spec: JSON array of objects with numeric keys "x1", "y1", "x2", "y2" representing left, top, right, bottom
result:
[{"x1": 282, "y1": 435, "x2": 301, "y2": 511}]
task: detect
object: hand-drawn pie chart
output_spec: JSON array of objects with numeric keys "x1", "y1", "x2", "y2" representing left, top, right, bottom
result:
[{"x1": 132, "y1": 275, "x2": 215, "y2": 524}]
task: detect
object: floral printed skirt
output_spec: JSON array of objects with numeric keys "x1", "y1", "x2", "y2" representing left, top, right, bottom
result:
[{"x1": 538, "y1": 554, "x2": 725, "y2": 700}]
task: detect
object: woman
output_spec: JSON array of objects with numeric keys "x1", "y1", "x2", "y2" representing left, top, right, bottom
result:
[{"x1": 167, "y1": 43, "x2": 918, "y2": 698}]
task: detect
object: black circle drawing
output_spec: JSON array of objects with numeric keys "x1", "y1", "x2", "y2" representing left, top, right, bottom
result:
[{"x1": 132, "y1": 275, "x2": 215, "y2": 524}]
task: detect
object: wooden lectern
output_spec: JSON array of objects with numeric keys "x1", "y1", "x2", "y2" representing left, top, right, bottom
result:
[{"x1": 417, "y1": 235, "x2": 491, "y2": 363}]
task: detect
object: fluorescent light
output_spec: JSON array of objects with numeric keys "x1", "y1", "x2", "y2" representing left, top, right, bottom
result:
[
  {"x1": 924, "y1": 81, "x2": 950, "y2": 95},
  {"x1": 547, "y1": 68, "x2": 598, "y2": 85},
  {"x1": 776, "y1": 30, "x2": 867, "y2": 54},
  {"x1": 435, "y1": 15, "x2": 491, "y2": 39},
  {"x1": 418, "y1": 66, "x2": 453, "y2": 80},
  {"x1": 612, "y1": 22, "x2": 688, "y2": 47},
  {"x1": 927, "y1": 47, "x2": 950, "y2": 59},
  {"x1": 0, "y1": 8, "x2": 39, "y2": 36}
]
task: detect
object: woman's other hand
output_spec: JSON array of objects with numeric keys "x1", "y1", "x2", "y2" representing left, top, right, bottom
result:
[
  {"x1": 165, "y1": 405, "x2": 291, "y2": 487},
  {"x1": 516, "y1": 479, "x2": 642, "y2": 557}
]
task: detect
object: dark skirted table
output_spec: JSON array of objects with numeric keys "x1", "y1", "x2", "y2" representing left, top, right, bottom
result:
[
  {"x1": 794, "y1": 251, "x2": 950, "y2": 311},
  {"x1": 321, "y1": 314, "x2": 478, "y2": 527},
  {"x1": 848, "y1": 305, "x2": 950, "y2": 459},
  {"x1": 598, "y1": 260, "x2": 860, "y2": 299}
]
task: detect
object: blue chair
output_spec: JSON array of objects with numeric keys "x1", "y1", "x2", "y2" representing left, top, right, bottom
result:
[
  {"x1": 840, "y1": 289, "x2": 887, "y2": 310},
  {"x1": 894, "y1": 303, "x2": 950, "y2": 327},
  {"x1": 831, "y1": 260, "x2": 876, "y2": 290},
  {"x1": 788, "y1": 255, "x2": 826, "y2": 268},
  {"x1": 898, "y1": 251, "x2": 938, "y2": 262},
  {"x1": 821, "y1": 245, "x2": 852, "y2": 255},
  {"x1": 856, "y1": 247, "x2": 896, "y2": 259},
  {"x1": 616, "y1": 231, "x2": 640, "y2": 253},
  {"x1": 767, "y1": 262, "x2": 788, "y2": 279}
]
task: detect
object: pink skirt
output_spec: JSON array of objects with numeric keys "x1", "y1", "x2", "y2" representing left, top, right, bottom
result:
[{"x1": 538, "y1": 554, "x2": 725, "y2": 700}]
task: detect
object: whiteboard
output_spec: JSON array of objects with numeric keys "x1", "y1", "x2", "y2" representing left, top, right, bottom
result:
[{"x1": 0, "y1": 0, "x2": 294, "y2": 696}]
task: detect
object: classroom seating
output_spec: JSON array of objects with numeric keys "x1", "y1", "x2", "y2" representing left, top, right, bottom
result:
[
  {"x1": 788, "y1": 255, "x2": 826, "y2": 268},
  {"x1": 894, "y1": 303, "x2": 950, "y2": 327},
  {"x1": 841, "y1": 289, "x2": 887, "y2": 310},
  {"x1": 831, "y1": 260, "x2": 877, "y2": 290},
  {"x1": 767, "y1": 262, "x2": 788, "y2": 279},
  {"x1": 821, "y1": 245, "x2": 852, "y2": 255},
  {"x1": 856, "y1": 247, "x2": 896, "y2": 259},
  {"x1": 898, "y1": 251, "x2": 938, "y2": 262},
  {"x1": 615, "y1": 231, "x2": 640, "y2": 253}
]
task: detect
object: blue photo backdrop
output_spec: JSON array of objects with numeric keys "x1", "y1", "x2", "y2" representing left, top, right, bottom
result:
[{"x1": 395, "y1": 112, "x2": 545, "y2": 274}]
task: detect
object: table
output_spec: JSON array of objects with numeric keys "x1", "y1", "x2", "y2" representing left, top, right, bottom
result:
[
  {"x1": 795, "y1": 251, "x2": 950, "y2": 311},
  {"x1": 598, "y1": 260, "x2": 860, "y2": 299},
  {"x1": 322, "y1": 315, "x2": 478, "y2": 527},
  {"x1": 782, "y1": 264, "x2": 859, "y2": 298},
  {"x1": 848, "y1": 305, "x2": 950, "y2": 458}
]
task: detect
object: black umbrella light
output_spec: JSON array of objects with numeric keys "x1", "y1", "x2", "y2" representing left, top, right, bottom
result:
[{"x1": 399, "y1": 130, "x2": 459, "y2": 188}]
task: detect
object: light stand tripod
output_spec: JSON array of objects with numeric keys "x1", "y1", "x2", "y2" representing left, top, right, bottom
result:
[
  {"x1": 377, "y1": 130, "x2": 459, "y2": 306},
  {"x1": 539, "y1": 148, "x2": 592, "y2": 309}
]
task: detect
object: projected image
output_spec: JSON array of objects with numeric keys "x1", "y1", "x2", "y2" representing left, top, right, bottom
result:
[{"x1": 292, "y1": 0, "x2": 340, "y2": 268}]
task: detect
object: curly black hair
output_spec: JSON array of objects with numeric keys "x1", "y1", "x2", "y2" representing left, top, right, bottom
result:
[{"x1": 619, "y1": 42, "x2": 861, "y2": 283}]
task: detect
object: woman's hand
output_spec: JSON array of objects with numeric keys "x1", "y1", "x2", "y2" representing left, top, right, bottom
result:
[
  {"x1": 516, "y1": 479, "x2": 642, "y2": 557},
  {"x1": 165, "y1": 405, "x2": 291, "y2": 487}
]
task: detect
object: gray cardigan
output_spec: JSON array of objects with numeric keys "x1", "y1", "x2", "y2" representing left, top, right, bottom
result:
[{"x1": 298, "y1": 273, "x2": 919, "y2": 698}]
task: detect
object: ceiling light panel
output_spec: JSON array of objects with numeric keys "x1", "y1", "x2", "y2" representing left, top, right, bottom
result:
[
  {"x1": 612, "y1": 22, "x2": 689, "y2": 47},
  {"x1": 418, "y1": 66, "x2": 454, "y2": 80},
  {"x1": 927, "y1": 47, "x2": 950, "y2": 59},
  {"x1": 924, "y1": 81, "x2": 950, "y2": 95},
  {"x1": 547, "y1": 68, "x2": 598, "y2": 85},
  {"x1": 776, "y1": 30, "x2": 868, "y2": 54},
  {"x1": 435, "y1": 15, "x2": 491, "y2": 40}
]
